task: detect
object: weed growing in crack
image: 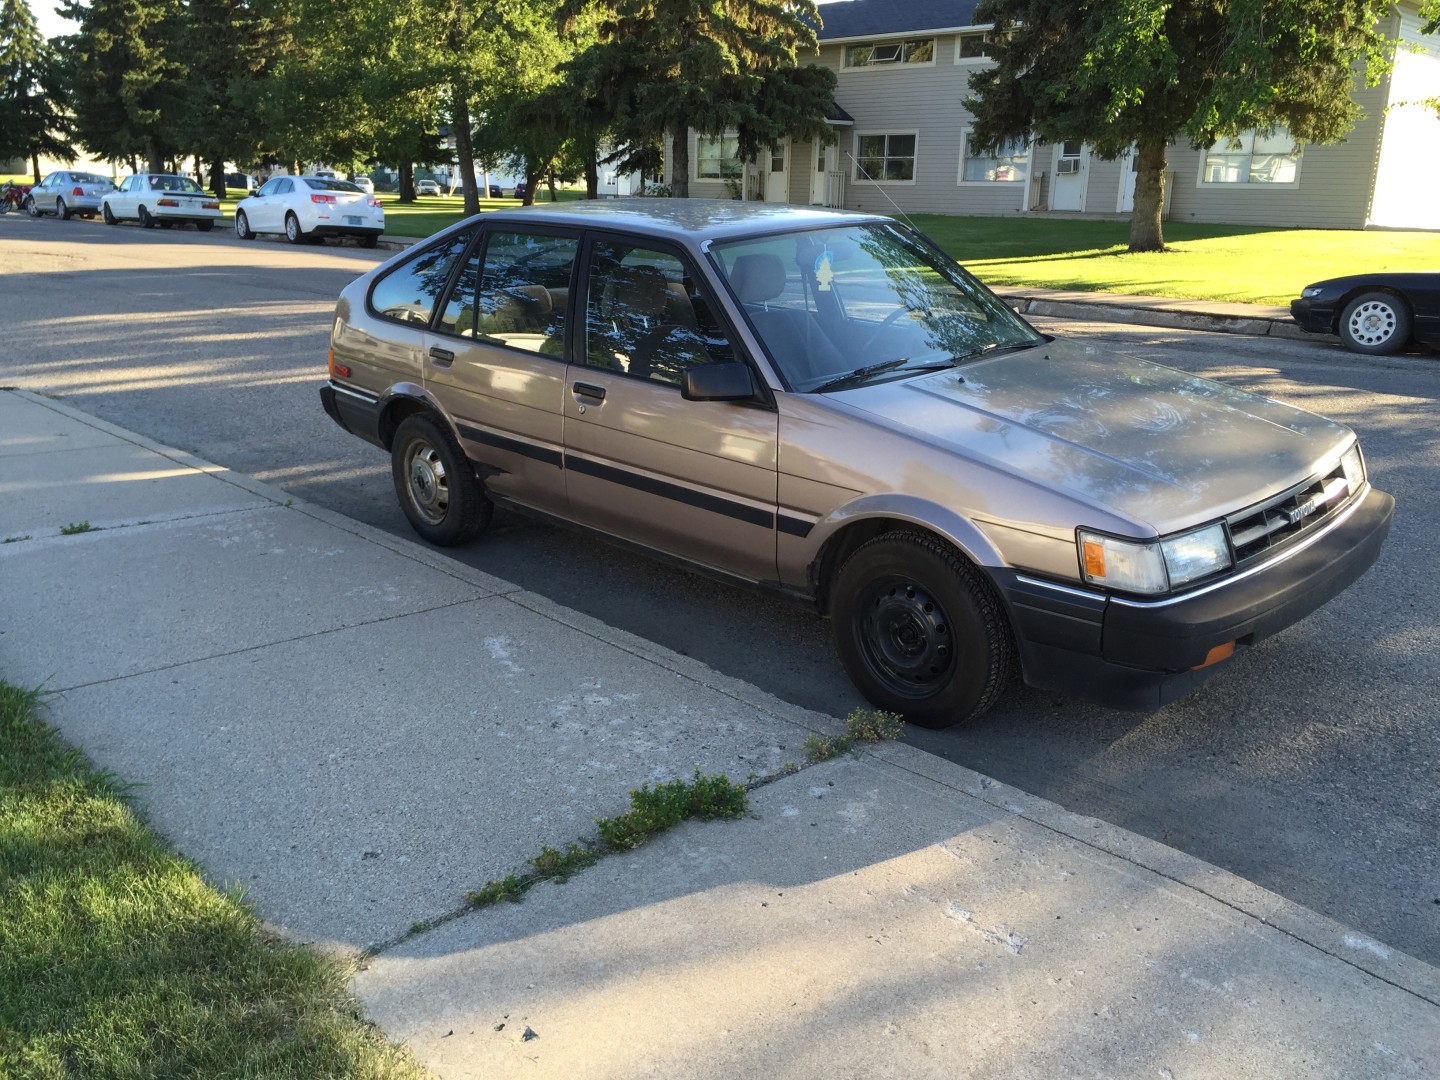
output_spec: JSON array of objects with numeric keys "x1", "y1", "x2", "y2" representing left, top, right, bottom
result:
[
  {"x1": 3, "y1": 535, "x2": 31, "y2": 544},
  {"x1": 805, "y1": 707, "x2": 905, "y2": 763},
  {"x1": 466, "y1": 770, "x2": 747, "y2": 909},
  {"x1": 60, "y1": 522, "x2": 96, "y2": 535}
]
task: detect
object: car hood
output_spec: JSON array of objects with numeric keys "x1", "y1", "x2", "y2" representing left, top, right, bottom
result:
[{"x1": 835, "y1": 337, "x2": 1354, "y2": 534}]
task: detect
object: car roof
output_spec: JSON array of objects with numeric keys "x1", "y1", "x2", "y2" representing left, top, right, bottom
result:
[{"x1": 476, "y1": 199, "x2": 891, "y2": 244}]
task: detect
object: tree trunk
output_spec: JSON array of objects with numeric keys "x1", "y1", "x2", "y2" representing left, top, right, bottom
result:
[
  {"x1": 584, "y1": 144, "x2": 598, "y2": 200},
  {"x1": 546, "y1": 168, "x2": 557, "y2": 203},
  {"x1": 146, "y1": 139, "x2": 163, "y2": 174},
  {"x1": 1128, "y1": 138, "x2": 1168, "y2": 252},
  {"x1": 30, "y1": 152, "x2": 40, "y2": 184},
  {"x1": 399, "y1": 160, "x2": 414, "y2": 202},
  {"x1": 452, "y1": 85, "x2": 479, "y2": 216},
  {"x1": 670, "y1": 128, "x2": 688, "y2": 198},
  {"x1": 211, "y1": 157, "x2": 226, "y2": 198}
]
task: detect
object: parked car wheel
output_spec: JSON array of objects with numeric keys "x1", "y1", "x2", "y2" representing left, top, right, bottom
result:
[
  {"x1": 390, "y1": 413, "x2": 492, "y2": 546},
  {"x1": 102, "y1": 203, "x2": 117, "y2": 225},
  {"x1": 284, "y1": 212, "x2": 304, "y2": 244},
  {"x1": 24, "y1": 196, "x2": 39, "y2": 218},
  {"x1": 360, "y1": 232, "x2": 379, "y2": 249},
  {"x1": 138, "y1": 205, "x2": 156, "y2": 229},
  {"x1": 56, "y1": 197, "x2": 71, "y2": 220},
  {"x1": 1339, "y1": 291, "x2": 1412, "y2": 355},
  {"x1": 234, "y1": 210, "x2": 253, "y2": 240},
  {"x1": 831, "y1": 531, "x2": 1015, "y2": 727}
]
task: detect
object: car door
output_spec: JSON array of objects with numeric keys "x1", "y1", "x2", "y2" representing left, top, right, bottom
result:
[
  {"x1": 32, "y1": 172, "x2": 56, "y2": 211},
  {"x1": 110, "y1": 176, "x2": 136, "y2": 218},
  {"x1": 562, "y1": 234, "x2": 780, "y2": 582},
  {"x1": 252, "y1": 177, "x2": 288, "y2": 231},
  {"x1": 421, "y1": 224, "x2": 578, "y2": 515}
]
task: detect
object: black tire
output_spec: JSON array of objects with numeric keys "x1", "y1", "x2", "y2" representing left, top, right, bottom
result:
[
  {"x1": 234, "y1": 210, "x2": 254, "y2": 240},
  {"x1": 390, "y1": 413, "x2": 492, "y2": 546},
  {"x1": 102, "y1": 203, "x2": 117, "y2": 225},
  {"x1": 360, "y1": 231, "x2": 379, "y2": 249},
  {"x1": 831, "y1": 531, "x2": 1015, "y2": 727},
  {"x1": 24, "y1": 196, "x2": 39, "y2": 218},
  {"x1": 1338, "y1": 291, "x2": 1412, "y2": 355},
  {"x1": 284, "y1": 212, "x2": 304, "y2": 244},
  {"x1": 57, "y1": 197, "x2": 71, "y2": 220},
  {"x1": 196, "y1": 219, "x2": 214, "y2": 232},
  {"x1": 139, "y1": 205, "x2": 156, "y2": 229}
]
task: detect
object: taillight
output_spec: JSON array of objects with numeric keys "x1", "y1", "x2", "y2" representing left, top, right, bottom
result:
[
  {"x1": 202, "y1": 201, "x2": 218, "y2": 210},
  {"x1": 328, "y1": 348, "x2": 351, "y2": 379},
  {"x1": 367, "y1": 197, "x2": 381, "y2": 208},
  {"x1": 311, "y1": 193, "x2": 336, "y2": 204},
  {"x1": 72, "y1": 186, "x2": 84, "y2": 196},
  {"x1": 157, "y1": 198, "x2": 179, "y2": 207}
]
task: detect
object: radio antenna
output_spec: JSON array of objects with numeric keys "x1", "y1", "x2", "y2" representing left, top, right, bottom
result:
[{"x1": 845, "y1": 151, "x2": 921, "y2": 233}]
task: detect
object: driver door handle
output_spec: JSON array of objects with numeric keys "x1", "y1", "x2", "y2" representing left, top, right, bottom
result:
[
  {"x1": 572, "y1": 382, "x2": 606, "y2": 401},
  {"x1": 429, "y1": 346, "x2": 454, "y2": 367}
]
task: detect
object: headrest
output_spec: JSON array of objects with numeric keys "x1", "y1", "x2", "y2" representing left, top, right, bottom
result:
[
  {"x1": 728, "y1": 253, "x2": 787, "y2": 304},
  {"x1": 601, "y1": 265, "x2": 670, "y2": 318},
  {"x1": 513, "y1": 284, "x2": 552, "y2": 316}
]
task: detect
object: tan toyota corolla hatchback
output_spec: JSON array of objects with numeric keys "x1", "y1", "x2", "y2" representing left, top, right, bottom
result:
[{"x1": 321, "y1": 201, "x2": 1392, "y2": 726}]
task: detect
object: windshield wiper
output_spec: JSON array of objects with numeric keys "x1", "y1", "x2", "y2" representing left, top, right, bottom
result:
[
  {"x1": 953, "y1": 339, "x2": 1044, "y2": 364},
  {"x1": 813, "y1": 359, "x2": 953, "y2": 394}
]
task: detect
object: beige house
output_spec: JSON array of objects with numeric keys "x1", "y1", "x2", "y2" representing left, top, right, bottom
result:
[{"x1": 672, "y1": 0, "x2": 1440, "y2": 230}]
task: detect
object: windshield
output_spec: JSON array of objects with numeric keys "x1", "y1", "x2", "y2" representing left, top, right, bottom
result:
[
  {"x1": 73, "y1": 173, "x2": 111, "y2": 185},
  {"x1": 148, "y1": 175, "x2": 203, "y2": 193},
  {"x1": 711, "y1": 223, "x2": 1042, "y2": 392}
]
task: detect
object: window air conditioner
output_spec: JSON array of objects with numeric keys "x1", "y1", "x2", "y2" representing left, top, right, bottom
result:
[{"x1": 1056, "y1": 157, "x2": 1081, "y2": 175}]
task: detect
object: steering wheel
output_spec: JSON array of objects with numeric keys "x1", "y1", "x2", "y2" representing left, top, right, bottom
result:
[{"x1": 857, "y1": 306, "x2": 912, "y2": 356}]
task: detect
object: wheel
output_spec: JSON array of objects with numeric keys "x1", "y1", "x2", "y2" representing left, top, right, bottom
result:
[
  {"x1": 1339, "y1": 291, "x2": 1411, "y2": 355},
  {"x1": 25, "y1": 196, "x2": 39, "y2": 218},
  {"x1": 831, "y1": 531, "x2": 1015, "y2": 727},
  {"x1": 102, "y1": 203, "x2": 117, "y2": 225},
  {"x1": 360, "y1": 232, "x2": 379, "y2": 249},
  {"x1": 138, "y1": 205, "x2": 155, "y2": 229},
  {"x1": 57, "y1": 197, "x2": 71, "y2": 220},
  {"x1": 234, "y1": 210, "x2": 254, "y2": 240},
  {"x1": 390, "y1": 413, "x2": 492, "y2": 546},
  {"x1": 196, "y1": 220, "x2": 214, "y2": 232},
  {"x1": 284, "y1": 212, "x2": 304, "y2": 244}
]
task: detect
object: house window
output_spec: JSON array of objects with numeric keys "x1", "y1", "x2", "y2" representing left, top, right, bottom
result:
[
  {"x1": 696, "y1": 133, "x2": 742, "y2": 180},
  {"x1": 1202, "y1": 129, "x2": 1301, "y2": 184},
  {"x1": 960, "y1": 133, "x2": 1029, "y2": 183},
  {"x1": 845, "y1": 38, "x2": 935, "y2": 67},
  {"x1": 854, "y1": 133, "x2": 917, "y2": 183}
]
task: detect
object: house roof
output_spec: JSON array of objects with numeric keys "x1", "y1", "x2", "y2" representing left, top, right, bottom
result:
[{"x1": 815, "y1": 0, "x2": 984, "y2": 41}]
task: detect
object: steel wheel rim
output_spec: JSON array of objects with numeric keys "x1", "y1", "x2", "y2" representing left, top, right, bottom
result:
[
  {"x1": 404, "y1": 440, "x2": 449, "y2": 525},
  {"x1": 1348, "y1": 300, "x2": 1397, "y2": 347},
  {"x1": 858, "y1": 577, "x2": 955, "y2": 697}
]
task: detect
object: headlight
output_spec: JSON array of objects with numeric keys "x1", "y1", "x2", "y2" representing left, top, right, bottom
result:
[
  {"x1": 1079, "y1": 523, "x2": 1233, "y2": 595},
  {"x1": 1300, "y1": 286, "x2": 1323, "y2": 299},
  {"x1": 1340, "y1": 443, "x2": 1365, "y2": 494}
]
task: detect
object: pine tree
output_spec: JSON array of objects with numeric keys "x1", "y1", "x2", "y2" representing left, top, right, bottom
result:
[{"x1": 0, "y1": 0, "x2": 74, "y2": 178}]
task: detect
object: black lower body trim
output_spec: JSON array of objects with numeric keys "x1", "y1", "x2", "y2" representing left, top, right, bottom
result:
[{"x1": 564, "y1": 453, "x2": 775, "y2": 530}]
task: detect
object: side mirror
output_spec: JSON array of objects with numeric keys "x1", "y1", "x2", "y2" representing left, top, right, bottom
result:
[{"x1": 683, "y1": 362, "x2": 756, "y2": 402}]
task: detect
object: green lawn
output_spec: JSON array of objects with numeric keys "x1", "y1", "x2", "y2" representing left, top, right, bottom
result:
[
  {"x1": 911, "y1": 215, "x2": 1440, "y2": 306},
  {"x1": 0, "y1": 682, "x2": 428, "y2": 1079}
]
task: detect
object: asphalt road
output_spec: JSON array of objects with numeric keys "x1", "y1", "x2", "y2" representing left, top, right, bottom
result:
[{"x1": 3, "y1": 213, "x2": 1437, "y2": 967}]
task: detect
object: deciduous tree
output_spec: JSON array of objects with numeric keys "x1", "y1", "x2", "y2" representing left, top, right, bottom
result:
[{"x1": 966, "y1": 0, "x2": 1392, "y2": 251}]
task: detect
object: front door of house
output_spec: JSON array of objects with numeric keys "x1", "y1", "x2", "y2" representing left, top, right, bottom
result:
[
  {"x1": 1051, "y1": 141, "x2": 1088, "y2": 211},
  {"x1": 764, "y1": 142, "x2": 789, "y2": 203},
  {"x1": 1117, "y1": 146, "x2": 1138, "y2": 212}
]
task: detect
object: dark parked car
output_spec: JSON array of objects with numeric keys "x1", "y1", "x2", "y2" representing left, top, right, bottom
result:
[
  {"x1": 321, "y1": 202, "x2": 1392, "y2": 726},
  {"x1": 489, "y1": 184, "x2": 503, "y2": 198},
  {"x1": 1291, "y1": 273, "x2": 1440, "y2": 355},
  {"x1": 512, "y1": 183, "x2": 527, "y2": 201}
]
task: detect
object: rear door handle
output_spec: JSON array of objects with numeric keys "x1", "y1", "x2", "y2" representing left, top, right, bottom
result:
[
  {"x1": 572, "y1": 382, "x2": 606, "y2": 401},
  {"x1": 429, "y1": 346, "x2": 454, "y2": 366}
]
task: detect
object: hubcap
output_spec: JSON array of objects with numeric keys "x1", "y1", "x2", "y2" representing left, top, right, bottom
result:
[
  {"x1": 405, "y1": 442, "x2": 449, "y2": 525},
  {"x1": 860, "y1": 580, "x2": 954, "y2": 696},
  {"x1": 1348, "y1": 301, "x2": 1397, "y2": 346}
]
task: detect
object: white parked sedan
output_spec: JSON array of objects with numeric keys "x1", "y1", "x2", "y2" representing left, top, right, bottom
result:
[
  {"x1": 234, "y1": 175, "x2": 384, "y2": 247},
  {"x1": 102, "y1": 174, "x2": 222, "y2": 230}
]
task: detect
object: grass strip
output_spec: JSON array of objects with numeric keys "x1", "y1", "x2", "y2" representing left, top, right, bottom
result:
[
  {"x1": 467, "y1": 769, "x2": 748, "y2": 909},
  {"x1": 0, "y1": 682, "x2": 428, "y2": 1080}
]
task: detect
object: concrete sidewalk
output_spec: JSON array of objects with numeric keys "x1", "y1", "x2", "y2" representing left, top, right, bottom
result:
[{"x1": 2, "y1": 388, "x2": 1434, "y2": 1077}]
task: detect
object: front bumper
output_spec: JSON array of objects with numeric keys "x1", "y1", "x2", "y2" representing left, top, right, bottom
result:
[
  {"x1": 995, "y1": 485, "x2": 1394, "y2": 710},
  {"x1": 1290, "y1": 296, "x2": 1337, "y2": 335}
]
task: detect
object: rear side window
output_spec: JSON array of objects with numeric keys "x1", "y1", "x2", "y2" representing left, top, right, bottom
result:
[
  {"x1": 437, "y1": 230, "x2": 578, "y2": 354},
  {"x1": 369, "y1": 226, "x2": 478, "y2": 328}
]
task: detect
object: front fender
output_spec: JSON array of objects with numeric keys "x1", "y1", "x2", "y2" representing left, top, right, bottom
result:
[{"x1": 810, "y1": 492, "x2": 1008, "y2": 569}]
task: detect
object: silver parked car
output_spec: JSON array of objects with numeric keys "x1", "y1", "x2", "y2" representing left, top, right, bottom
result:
[
  {"x1": 25, "y1": 170, "x2": 116, "y2": 219},
  {"x1": 320, "y1": 202, "x2": 1393, "y2": 726}
]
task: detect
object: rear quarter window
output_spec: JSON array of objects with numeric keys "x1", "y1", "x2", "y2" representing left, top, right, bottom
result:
[{"x1": 369, "y1": 226, "x2": 478, "y2": 327}]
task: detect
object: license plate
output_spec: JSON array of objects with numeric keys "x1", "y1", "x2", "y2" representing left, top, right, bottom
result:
[{"x1": 345, "y1": 215, "x2": 362, "y2": 225}]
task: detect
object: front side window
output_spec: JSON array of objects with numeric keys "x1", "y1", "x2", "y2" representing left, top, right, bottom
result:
[
  {"x1": 584, "y1": 240, "x2": 736, "y2": 386},
  {"x1": 712, "y1": 224, "x2": 1041, "y2": 392},
  {"x1": 845, "y1": 38, "x2": 935, "y2": 66},
  {"x1": 1202, "y1": 129, "x2": 1301, "y2": 184},
  {"x1": 369, "y1": 226, "x2": 477, "y2": 327},
  {"x1": 256, "y1": 178, "x2": 282, "y2": 197},
  {"x1": 442, "y1": 230, "x2": 578, "y2": 353},
  {"x1": 696, "y1": 132, "x2": 742, "y2": 180},
  {"x1": 854, "y1": 133, "x2": 917, "y2": 183},
  {"x1": 961, "y1": 134, "x2": 1029, "y2": 183}
]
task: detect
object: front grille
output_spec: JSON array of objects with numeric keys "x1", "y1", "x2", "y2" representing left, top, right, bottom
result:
[{"x1": 1226, "y1": 461, "x2": 1355, "y2": 566}]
